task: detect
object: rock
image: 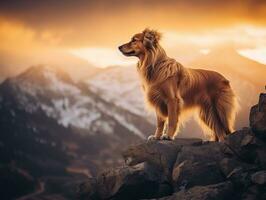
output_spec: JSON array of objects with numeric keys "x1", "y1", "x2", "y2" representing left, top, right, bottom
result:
[
  {"x1": 173, "y1": 161, "x2": 224, "y2": 191},
  {"x1": 251, "y1": 171, "x2": 266, "y2": 185},
  {"x1": 250, "y1": 93, "x2": 266, "y2": 138},
  {"x1": 122, "y1": 138, "x2": 201, "y2": 182},
  {"x1": 175, "y1": 141, "x2": 224, "y2": 163},
  {"x1": 122, "y1": 138, "x2": 202, "y2": 166},
  {"x1": 78, "y1": 163, "x2": 170, "y2": 200},
  {"x1": 122, "y1": 139, "x2": 180, "y2": 167},
  {"x1": 159, "y1": 182, "x2": 235, "y2": 200},
  {"x1": 219, "y1": 157, "x2": 257, "y2": 179},
  {"x1": 219, "y1": 150, "x2": 259, "y2": 190},
  {"x1": 224, "y1": 129, "x2": 258, "y2": 163},
  {"x1": 172, "y1": 142, "x2": 225, "y2": 191}
]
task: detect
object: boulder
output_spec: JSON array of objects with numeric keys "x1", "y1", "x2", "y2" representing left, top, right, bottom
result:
[
  {"x1": 122, "y1": 138, "x2": 202, "y2": 182},
  {"x1": 172, "y1": 142, "x2": 225, "y2": 191},
  {"x1": 78, "y1": 163, "x2": 170, "y2": 200},
  {"x1": 224, "y1": 128, "x2": 258, "y2": 163}
]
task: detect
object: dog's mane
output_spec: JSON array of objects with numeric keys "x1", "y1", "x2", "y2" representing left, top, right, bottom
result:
[{"x1": 137, "y1": 42, "x2": 184, "y2": 84}]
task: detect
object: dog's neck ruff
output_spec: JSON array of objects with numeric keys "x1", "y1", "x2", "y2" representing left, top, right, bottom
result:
[{"x1": 137, "y1": 45, "x2": 184, "y2": 85}]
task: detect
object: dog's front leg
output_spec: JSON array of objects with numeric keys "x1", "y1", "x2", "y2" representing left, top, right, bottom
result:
[
  {"x1": 161, "y1": 98, "x2": 179, "y2": 140},
  {"x1": 148, "y1": 113, "x2": 165, "y2": 140}
]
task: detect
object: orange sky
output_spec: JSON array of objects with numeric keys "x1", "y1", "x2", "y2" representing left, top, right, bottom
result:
[{"x1": 0, "y1": 0, "x2": 266, "y2": 69}]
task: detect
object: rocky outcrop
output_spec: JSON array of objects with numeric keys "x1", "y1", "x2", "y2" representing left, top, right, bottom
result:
[
  {"x1": 78, "y1": 93, "x2": 266, "y2": 200},
  {"x1": 250, "y1": 93, "x2": 266, "y2": 139}
]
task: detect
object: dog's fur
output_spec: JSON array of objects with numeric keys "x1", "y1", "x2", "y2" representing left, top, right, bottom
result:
[{"x1": 119, "y1": 28, "x2": 238, "y2": 141}]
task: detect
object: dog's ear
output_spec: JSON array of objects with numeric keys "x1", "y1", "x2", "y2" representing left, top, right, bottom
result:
[{"x1": 143, "y1": 28, "x2": 161, "y2": 48}]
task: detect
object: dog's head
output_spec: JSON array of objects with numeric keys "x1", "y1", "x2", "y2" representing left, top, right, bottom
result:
[{"x1": 118, "y1": 28, "x2": 161, "y2": 58}]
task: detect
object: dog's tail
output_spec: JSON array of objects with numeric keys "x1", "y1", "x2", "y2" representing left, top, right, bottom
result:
[
  {"x1": 199, "y1": 81, "x2": 239, "y2": 141},
  {"x1": 214, "y1": 83, "x2": 238, "y2": 138}
]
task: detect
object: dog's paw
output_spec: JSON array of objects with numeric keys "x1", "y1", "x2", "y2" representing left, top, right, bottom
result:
[
  {"x1": 147, "y1": 135, "x2": 160, "y2": 141},
  {"x1": 160, "y1": 134, "x2": 172, "y2": 140}
]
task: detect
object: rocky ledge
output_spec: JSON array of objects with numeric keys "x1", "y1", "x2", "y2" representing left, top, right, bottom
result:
[{"x1": 78, "y1": 93, "x2": 266, "y2": 200}]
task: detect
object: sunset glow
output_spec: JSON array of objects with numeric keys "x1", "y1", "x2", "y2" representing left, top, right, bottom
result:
[
  {"x1": 0, "y1": 0, "x2": 266, "y2": 72},
  {"x1": 68, "y1": 25, "x2": 266, "y2": 67}
]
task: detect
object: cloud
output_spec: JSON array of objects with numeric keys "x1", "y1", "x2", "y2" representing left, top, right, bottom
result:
[{"x1": 0, "y1": 0, "x2": 266, "y2": 48}]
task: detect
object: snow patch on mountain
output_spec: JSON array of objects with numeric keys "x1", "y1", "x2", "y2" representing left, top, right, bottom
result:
[
  {"x1": 86, "y1": 66, "x2": 150, "y2": 118},
  {"x1": 43, "y1": 69, "x2": 80, "y2": 95},
  {"x1": 95, "y1": 101, "x2": 145, "y2": 139},
  {"x1": 4, "y1": 65, "x2": 147, "y2": 138}
]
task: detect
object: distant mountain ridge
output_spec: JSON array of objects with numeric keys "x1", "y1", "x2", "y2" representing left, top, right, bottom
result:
[{"x1": 189, "y1": 47, "x2": 266, "y2": 86}]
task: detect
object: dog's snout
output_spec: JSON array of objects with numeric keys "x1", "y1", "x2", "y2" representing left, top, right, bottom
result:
[{"x1": 118, "y1": 45, "x2": 123, "y2": 51}]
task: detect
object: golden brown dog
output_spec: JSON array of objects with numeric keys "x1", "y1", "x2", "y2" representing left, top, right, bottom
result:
[{"x1": 119, "y1": 28, "x2": 238, "y2": 141}]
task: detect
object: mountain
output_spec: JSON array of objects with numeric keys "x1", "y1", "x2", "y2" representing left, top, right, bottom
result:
[
  {"x1": 0, "y1": 49, "x2": 103, "y2": 82},
  {"x1": 0, "y1": 65, "x2": 152, "y2": 199}
]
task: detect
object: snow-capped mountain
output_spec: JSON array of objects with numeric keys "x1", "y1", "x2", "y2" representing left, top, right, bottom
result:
[{"x1": 2, "y1": 65, "x2": 151, "y2": 138}]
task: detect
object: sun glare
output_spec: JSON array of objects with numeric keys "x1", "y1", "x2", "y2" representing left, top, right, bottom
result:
[{"x1": 238, "y1": 47, "x2": 266, "y2": 65}]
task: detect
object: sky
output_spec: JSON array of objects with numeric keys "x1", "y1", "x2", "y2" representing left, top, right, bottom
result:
[{"x1": 0, "y1": 0, "x2": 266, "y2": 69}]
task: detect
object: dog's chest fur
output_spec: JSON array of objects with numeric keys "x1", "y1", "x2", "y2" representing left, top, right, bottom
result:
[{"x1": 143, "y1": 84, "x2": 168, "y2": 118}]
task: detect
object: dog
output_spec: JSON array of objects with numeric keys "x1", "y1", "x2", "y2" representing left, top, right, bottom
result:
[{"x1": 118, "y1": 28, "x2": 238, "y2": 141}]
